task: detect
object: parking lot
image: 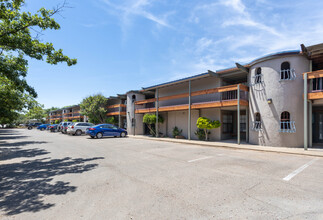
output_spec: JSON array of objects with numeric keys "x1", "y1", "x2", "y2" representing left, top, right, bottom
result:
[{"x1": 0, "y1": 129, "x2": 322, "y2": 219}]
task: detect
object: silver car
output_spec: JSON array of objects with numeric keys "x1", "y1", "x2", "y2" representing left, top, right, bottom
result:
[{"x1": 66, "y1": 122, "x2": 94, "y2": 136}]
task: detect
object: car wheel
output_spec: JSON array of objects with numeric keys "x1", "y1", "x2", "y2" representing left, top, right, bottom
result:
[
  {"x1": 27, "y1": 126, "x2": 32, "y2": 130},
  {"x1": 90, "y1": 136, "x2": 95, "y2": 139},
  {"x1": 75, "y1": 130, "x2": 82, "y2": 136},
  {"x1": 120, "y1": 132, "x2": 126, "y2": 138},
  {"x1": 96, "y1": 132, "x2": 103, "y2": 139}
]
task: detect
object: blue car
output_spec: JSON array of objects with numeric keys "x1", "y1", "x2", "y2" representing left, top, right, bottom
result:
[
  {"x1": 86, "y1": 124, "x2": 127, "y2": 139},
  {"x1": 37, "y1": 124, "x2": 51, "y2": 131},
  {"x1": 49, "y1": 124, "x2": 58, "y2": 132}
]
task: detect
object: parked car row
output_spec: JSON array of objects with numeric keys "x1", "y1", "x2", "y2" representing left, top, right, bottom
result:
[{"x1": 32, "y1": 122, "x2": 127, "y2": 139}]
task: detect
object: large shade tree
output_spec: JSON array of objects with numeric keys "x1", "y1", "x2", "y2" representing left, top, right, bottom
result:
[
  {"x1": 80, "y1": 94, "x2": 108, "y2": 124},
  {"x1": 0, "y1": 0, "x2": 77, "y2": 124}
]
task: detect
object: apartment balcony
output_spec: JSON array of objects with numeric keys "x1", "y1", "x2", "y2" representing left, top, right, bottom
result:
[
  {"x1": 135, "y1": 84, "x2": 249, "y2": 114},
  {"x1": 106, "y1": 104, "x2": 127, "y2": 116},
  {"x1": 303, "y1": 69, "x2": 323, "y2": 100}
]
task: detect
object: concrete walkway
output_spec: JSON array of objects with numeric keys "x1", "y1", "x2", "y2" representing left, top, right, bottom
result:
[{"x1": 130, "y1": 135, "x2": 323, "y2": 157}]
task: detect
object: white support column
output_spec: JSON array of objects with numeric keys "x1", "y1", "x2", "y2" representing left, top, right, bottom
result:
[
  {"x1": 156, "y1": 88, "x2": 159, "y2": 138},
  {"x1": 309, "y1": 60, "x2": 313, "y2": 148},
  {"x1": 188, "y1": 80, "x2": 191, "y2": 140},
  {"x1": 304, "y1": 73, "x2": 308, "y2": 150},
  {"x1": 118, "y1": 99, "x2": 122, "y2": 128},
  {"x1": 237, "y1": 84, "x2": 240, "y2": 145},
  {"x1": 246, "y1": 107, "x2": 249, "y2": 143},
  {"x1": 133, "y1": 100, "x2": 136, "y2": 136}
]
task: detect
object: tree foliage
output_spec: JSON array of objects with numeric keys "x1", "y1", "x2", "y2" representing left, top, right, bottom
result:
[
  {"x1": 80, "y1": 94, "x2": 107, "y2": 124},
  {"x1": 0, "y1": 76, "x2": 37, "y2": 126},
  {"x1": 25, "y1": 104, "x2": 46, "y2": 122},
  {"x1": 0, "y1": 0, "x2": 77, "y2": 97},
  {"x1": 196, "y1": 117, "x2": 221, "y2": 141},
  {"x1": 106, "y1": 116, "x2": 117, "y2": 125},
  {"x1": 143, "y1": 113, "x2": 164, "y2": 136}
]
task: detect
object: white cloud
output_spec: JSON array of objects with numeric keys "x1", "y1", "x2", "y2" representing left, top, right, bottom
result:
[{"x1": 100, "y1": 0, "x2": 172, "y2": 28}]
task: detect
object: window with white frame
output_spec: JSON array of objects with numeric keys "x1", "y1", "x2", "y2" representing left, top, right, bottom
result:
[
  {"x1": 253, "y1": 112, "x2": 261, "y2": 131},
  {"x1": 279, "y1": 111, "x2": 296, "y2": 133},
  {"x1": 280, "y1": 62, "x2": 296, "y2": 81}
]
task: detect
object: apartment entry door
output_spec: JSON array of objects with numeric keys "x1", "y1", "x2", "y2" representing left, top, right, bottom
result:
[
  {"x1": 221, "y1": 110, "x2": 246, "y2": 140},
  {"x1": 313, "y1": 108, "x2": 323, "y2": 143}
]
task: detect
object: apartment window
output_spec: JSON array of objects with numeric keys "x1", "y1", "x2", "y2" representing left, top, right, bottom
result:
[
  {"x1": 279, "y1": 111, "x2": 296, "y2": 133},
  {"x1": 253, "y1": 113, "x2": 261, "y2": 131},
  {"x1": 132, "y1": 95, "x2": 136, "y2": 103},
  {"x1": 254, "y1": 67, "x2": 262, "y2": 84},
  {"x1": 280, "y1": 61, "x2": 295, "y2": 80},
  {"x1": 313, "y1": 78, "x2": 323, "y2": 91},
  {"x1": 222, "y1": 113, "x2": 233, "y2": 133}
]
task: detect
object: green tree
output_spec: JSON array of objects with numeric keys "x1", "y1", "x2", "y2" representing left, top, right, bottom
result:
[
  {"x1": 196, "y1": 117, "x2": 221, "y2": 141},
  {"x1": 54, "y1": 119, "x2": 60, "y2": 124},
  {"x1": 0, "y1": 76, "x2": 37, "y2": 127},
  {"x1": 143, "y1": 114, "x2": 164, "y2": 136},
  {"x1": 106, "y1": 116, "x2": 118, "y2": 125},
  {"x1": 25, "y1": 104, "x2": 46, "y2": 122},
  {"x1": 0, "y1": 0, "x2": 77, "y2": 97},
  {"x1": 80, "y1": 94, "x2": 107, "y2": 124}
]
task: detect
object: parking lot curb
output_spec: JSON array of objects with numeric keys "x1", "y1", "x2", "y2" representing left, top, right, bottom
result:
[{"x1": 130, "y1": 136, "x2": 323, "y2": 158}]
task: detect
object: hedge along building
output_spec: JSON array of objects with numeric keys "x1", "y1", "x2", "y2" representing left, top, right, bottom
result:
[{"x1": 126, "y1": 42, "x2": 323, "y2": 148}]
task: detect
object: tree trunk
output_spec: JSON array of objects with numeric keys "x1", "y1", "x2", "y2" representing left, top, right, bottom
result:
[
  {"x1": 147, "y1": 124, "x2": 155, "y2": 136},
  {"x1": 204, "y1": 128, "x2": 208, "y2": 141}
]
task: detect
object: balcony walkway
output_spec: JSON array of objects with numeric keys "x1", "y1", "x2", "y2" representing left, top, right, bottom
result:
[
  {"x1": 136, "y1": 99, "x2": 248, "y2": 114},
  {"x1": 135, "y1": 84, "x2": 249, "y2": 114}
]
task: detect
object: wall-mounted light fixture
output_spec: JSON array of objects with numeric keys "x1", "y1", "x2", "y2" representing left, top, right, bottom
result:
[{"x1": 267, "y1": 98, "x2": 272, "y2": 104}]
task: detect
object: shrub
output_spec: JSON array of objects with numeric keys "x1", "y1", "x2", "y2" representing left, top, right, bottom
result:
[
  {"x1": 54, "y1": 120, "x2": 59, "y2": 124},
  {"x1": 72, "y1": 119, "x2": 78, "y2": 122},
  {"x1": 106, "y1": 116, "x2": 118, "y2": 125},
  {"x1": 172, "y1": 126, "x2": 182, "y2": 138},
  {"x1": 194, "y1": 129, "x2": 210, "y2": 140},
  {"x1": 196, "y1": 117, "x2": 221, "y2": 141},
  {"x1": 143, "y1": 114, "x2": 164, "y2": 136}
]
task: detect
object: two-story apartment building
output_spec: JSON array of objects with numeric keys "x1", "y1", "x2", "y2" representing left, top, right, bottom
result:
[
  {"x1": 106, "y1": 95, "x2": 127, "y2": 129},
  {"x1": 126, "y1": 42, "x2": 323, "y2": 148},
  {"x1": 49, "y1": 105, "x2": 86, "y2": 123}
]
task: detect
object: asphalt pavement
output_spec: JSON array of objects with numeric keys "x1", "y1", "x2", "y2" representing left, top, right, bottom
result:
[{"x1": 0, "y1": 128, "x2": 322, "y2": 219}]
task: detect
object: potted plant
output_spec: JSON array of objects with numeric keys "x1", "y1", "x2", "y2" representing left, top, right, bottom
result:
[{"x1": 172, "y1": 126, "x2": 185, "y2": 139}]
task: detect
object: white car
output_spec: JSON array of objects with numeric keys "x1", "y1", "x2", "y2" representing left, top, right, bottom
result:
[{"x1": 66, "y1": 122, "x2": 94, "y2": 136}]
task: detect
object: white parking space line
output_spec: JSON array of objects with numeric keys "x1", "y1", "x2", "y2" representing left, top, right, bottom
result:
[
  {"x1": 188, "y1": 156, "x2": 213, "y2": 163},
  {"x1": 283, "y1": 158, "x2": 319, "y2": 181}
]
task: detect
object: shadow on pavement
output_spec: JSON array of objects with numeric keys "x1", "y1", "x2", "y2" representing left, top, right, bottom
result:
[
  {"x1": 0, "y1": 156, "x2": 104, "y2": 215},
  {"x1": 0, "y1": 141, "x2": 49, "y2": 161},
  {"x1": 0, "y1": 129, "x2": 28, "y2": 140}
]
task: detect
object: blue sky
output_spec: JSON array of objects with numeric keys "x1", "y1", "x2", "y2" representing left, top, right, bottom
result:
[{"x1": 25, "y1": 0, "x2": 323, "y2": 108}]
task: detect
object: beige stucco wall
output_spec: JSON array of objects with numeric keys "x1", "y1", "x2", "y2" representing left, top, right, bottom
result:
[
  {"x1": 163, "y1": 110, "x2": 200, "y2": 139},
  {"x1": 249, "y1": 54, "x2": 309, "y2": 147},
  {"x1": 126, "y1": 92, "x2": 145, "y2": 135},
  {"x1": 200, "y1": 108, "x2": 221, "y2": 140}
]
